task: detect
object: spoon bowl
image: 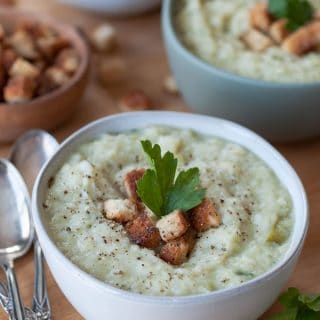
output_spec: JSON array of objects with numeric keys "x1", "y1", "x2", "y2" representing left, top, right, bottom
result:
[
  {"x1": 0, "y1": 159, "x2": 33, "y2": 260},
  {"x1": 0, "y1": 159, "x2": 33, "y2": 320},
  {"x1": 10, "y1": 130, "x2": 59, "y2": 193}
]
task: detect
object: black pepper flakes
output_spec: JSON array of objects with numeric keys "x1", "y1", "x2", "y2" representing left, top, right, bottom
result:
[{"x1": 47, "y1": 177, "x2": 54, "y2": 189}]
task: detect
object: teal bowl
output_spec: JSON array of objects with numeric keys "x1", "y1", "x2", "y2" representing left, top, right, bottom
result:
[{"x1": 162, "y1": 0, "x2": 320, "y2": 142}]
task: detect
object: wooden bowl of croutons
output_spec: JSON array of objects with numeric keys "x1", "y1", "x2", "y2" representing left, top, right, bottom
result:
[{"x1": 0, "y1": 7, "x2": 90, "y2": 142}]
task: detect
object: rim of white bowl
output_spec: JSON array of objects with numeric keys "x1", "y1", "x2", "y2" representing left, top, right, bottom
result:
[
  {"x1": 162, "y1": 0, "x2": 320, "y2": 89},
  {"x1": 32, "y1": 111, "x2": 309, "y2": 305}
]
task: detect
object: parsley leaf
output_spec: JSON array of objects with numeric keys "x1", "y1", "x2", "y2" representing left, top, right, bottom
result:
[
  {"x1": 269, "y1": 288, "x2": 320, "y2": 320},
  {"x1": 299, "y1": 294, "x2": 320, "y2": 312},
  {"x1": 270, "y1": 308, "x2": 298, "y2": 320},
  {"x1": 269, "y1": 0, "x2": 289, "y2": 18},
  {"x1": 279, "y1": 287, "x2": 300, "y2": 308},
  {"x1": 136, "y1": 140, "x2": 205, "y2": 217},
  {"x1": 136, "y1": 169, "x2": 163, "y2": 216},
  {"x1": 165, "y1": 168, "x2": 205, "y2": 214},
  {"x1": 140, "y1": 140, "x2": 177, "y2": 203},
  {"x1": 268, "y1": 0, "x2": 314, "y2": 31}
]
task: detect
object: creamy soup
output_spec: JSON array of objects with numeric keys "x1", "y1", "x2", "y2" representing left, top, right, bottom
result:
[
  {"x1": 44, "y1": 126, "x2": 293, "y2": 296},
  {"x1": 175, "y1": 0, "x2": 320, "y2": 83}
]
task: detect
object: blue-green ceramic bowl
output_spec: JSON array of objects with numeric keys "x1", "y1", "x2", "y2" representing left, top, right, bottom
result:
[{"x1": 162, "y1": 0, "x2": 320, "y2": 142}]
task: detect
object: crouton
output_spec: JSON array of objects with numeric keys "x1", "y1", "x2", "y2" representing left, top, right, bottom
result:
[
  {"x1": 104, "y1": 199, "x2": 137, "y2": 224},
  {"x1": 159, "y1": 229, "x2": 196, "y2": 265},
  {"x1": 269, "y1": 19, "x2": 289, "y2": 44},
  {"x1": 33, "y1": 60, "x2": 47, "y2": 73},
  {"x1": 17, "y1": 21, "x2": 56, "y2": 39},
  {"x1": 55, "y1": 48, "x2": 79, "y2": 75},
  {"x1": 249, "y1": 3, "x2": 272, "y2": 33},
  {"x1": 189, "y1": 198, "x2": 221, "y2": 232},
  {"x1": 163, "y1": 75, "x2": 179, "y2": 94},
  {"x1": 123, "y1": 168, "x2": 145, "y2": 203},
  {"x1": 156, "y1": 210, "x2": 189, "y2": 242},
  {"x1": 9, "y1": 30, "x2": 40, "y2": 60},
  {"x1": 36, "y1": 36, "x2": 69, "y2": 60},
  {"x1": 4, "y1": 76, "x2": 35, "y2": 103},
  {"x1": 9, "y1": 58, "x2": 40, "y2": 79},
  {"x1": 125, "y1": 213, "x2": 161, "y2": 249},
  {"x1": 119, "y1": 90, "x2": 152, "y2": 111},
  {"x1": 282, "y1": 21, "x2": 320, "y2": 55},
  {"x1": 38, "y1": 66, "x2": 70, "y2": 95},
  {"x1": 2, "y1": 49, "x2": 17, "y2": 72},
  {"x1": 242, "y1": 29, "x2": 273, "y2": 52},
  {"x1": 45, "y1": 67, "x2": 69, "y2": 85},
  {"x1": 97, "y1": 57, "x2": 126, "y2": 86},
  {"x1": 90, "y1": 23, "x2": 116, "y2": 52},
  {"x1": 15, "y1": 20, "x2": 37, "y2": 35}
]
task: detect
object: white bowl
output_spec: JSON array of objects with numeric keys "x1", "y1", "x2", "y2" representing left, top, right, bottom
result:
[
  {"x1": 58, "y1": 0, "x2": 161, "y2": 15},
  {"x1": 32, "y1": 111, "x2": 308, "y2": 320}
]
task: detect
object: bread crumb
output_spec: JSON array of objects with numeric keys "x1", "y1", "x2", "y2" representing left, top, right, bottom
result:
[
  {"x1": 119, "y1": 90, "x2": 152, "y2": 111},
  {"x1": 90, "y1": 24, "x2": 117, "y2": 52},
  {"x1": 163, "y1": 75, "x2": 179, "y2": 94}
]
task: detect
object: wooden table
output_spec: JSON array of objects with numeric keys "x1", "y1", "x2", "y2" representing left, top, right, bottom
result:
[{"x1": 0, "y1": 1, "x2": 319, "y2": 319}]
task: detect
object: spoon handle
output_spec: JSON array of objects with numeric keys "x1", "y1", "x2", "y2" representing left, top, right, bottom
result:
[
  {"x1": 2, "y1": 262, "x2": 25, "y2": 320},
  {"x1": 0, "y1": 280, "x2": 37, "y2": 320},
  {"x1": 32, "y1": 239, "x2": 51, "y2": 320}
]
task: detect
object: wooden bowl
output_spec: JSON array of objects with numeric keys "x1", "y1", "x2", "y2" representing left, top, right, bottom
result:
[{"x1": 0, "y1": 7, "x2": 90, "y2": 143}]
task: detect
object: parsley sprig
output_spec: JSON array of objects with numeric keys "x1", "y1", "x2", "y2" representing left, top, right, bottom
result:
[
  {"x1": 136, "y1": 140, "x2": 205, "y2": 217},
  {"x1": 270, "y1": 288, "x2": 320, "y2": 319},
  {"x1": 268, "y1": 0, "x2": 314, "y2": 31}
]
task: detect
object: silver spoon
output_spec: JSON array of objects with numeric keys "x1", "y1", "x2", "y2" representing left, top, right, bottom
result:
[
  {"x1": 0, "y1": 159, "x2": 34, "y2": 320},
  {"x1": 10, "y1": 130, "x2": 59, "y2": 319}
]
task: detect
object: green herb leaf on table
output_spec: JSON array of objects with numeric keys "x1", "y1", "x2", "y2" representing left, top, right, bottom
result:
[
  {"x1": 269, "y1": 288, "x2": 320, "y2": 320},
  {"x1": 268, "y1": 0, "x2": 314, "y2": 32},
  {"x1": 299, "y1": 294, "x2": 320, "y2": 312},
  {"x1": 136, "y1": 140, "x2": 205, "y2": 217}
]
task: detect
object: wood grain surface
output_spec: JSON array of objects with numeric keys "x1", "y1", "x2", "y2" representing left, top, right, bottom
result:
[{"x1": 0, "y1": 1, "x2": 319, "y2": 319}]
